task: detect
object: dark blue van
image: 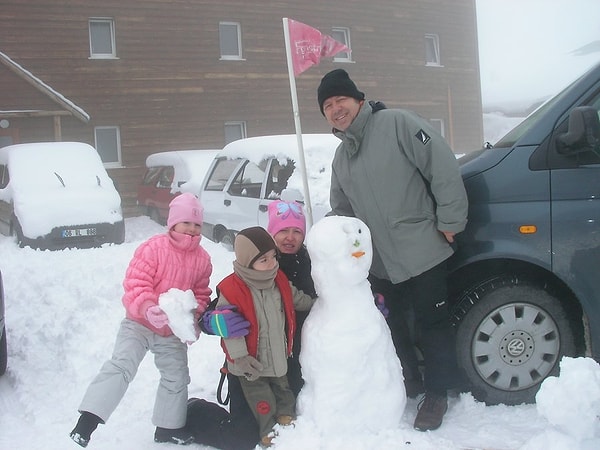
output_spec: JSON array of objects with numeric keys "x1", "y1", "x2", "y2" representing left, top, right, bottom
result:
[{"x1": 450, "y1": 62, "x2": 600, "y2": 405}]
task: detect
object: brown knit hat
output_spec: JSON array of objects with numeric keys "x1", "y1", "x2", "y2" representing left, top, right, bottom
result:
[{"x1": 234, "y1": 226, "x2": 278, "y2": 268}]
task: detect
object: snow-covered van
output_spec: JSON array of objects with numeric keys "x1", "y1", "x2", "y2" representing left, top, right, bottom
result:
[
  {"x1": 137, "y1": 149, "x2": 219, "y2": 224},
  {"x1": 0, "y1": 142, "x2": 125, "y2": 250},
  {"x1": 199, "y1": 134, "x2": 340, "y2": 248}
]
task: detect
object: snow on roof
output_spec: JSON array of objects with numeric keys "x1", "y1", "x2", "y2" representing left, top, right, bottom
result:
[{"x1": 0, "y1": 51, "x2": 90, "y2": 122}]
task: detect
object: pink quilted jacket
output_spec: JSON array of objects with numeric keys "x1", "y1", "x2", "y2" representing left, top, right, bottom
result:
[{"x1": 122, "y1": 230, "x2": 212, "y2": 337}]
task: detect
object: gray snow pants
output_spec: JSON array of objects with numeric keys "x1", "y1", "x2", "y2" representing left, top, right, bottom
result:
[{"x1": 78, "y1": 318, "x2": 190, "y2": 428}]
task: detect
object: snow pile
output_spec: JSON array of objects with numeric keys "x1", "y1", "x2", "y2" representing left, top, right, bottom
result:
[
  {"x1": 522, "y1": 357, "x2": 600, "y2": 449},
  {"x1": 0, "y1": 216, "x2": 599, "y2": 449}
]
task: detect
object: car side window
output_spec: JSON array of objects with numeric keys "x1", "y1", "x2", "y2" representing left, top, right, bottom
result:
[
  {"x1": 142, "y1": 167, "x2": 162, "y2": 186},
  {"x1": 157, "y1": 167, "x2": 174, "y2": 188},
  {"x1": 204, "y1": 158, "x2": 240, "y2": 191},
  {"x1": 546, "y1": 89, "x2": 600, "y2": 169},
  {"x1": 228, "y1": 160, "x2": 267, "y2": 198},
  {"x1": 0, "y1": 164, "x2": 9, "y2": 189},
  {"x1": 266, "y1": 159, "x2": 295, "y2": 199}
]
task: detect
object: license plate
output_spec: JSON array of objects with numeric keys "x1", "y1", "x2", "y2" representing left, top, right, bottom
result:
[{"x1": 61, "y1": 227, "x2": 97, "y2": 238}]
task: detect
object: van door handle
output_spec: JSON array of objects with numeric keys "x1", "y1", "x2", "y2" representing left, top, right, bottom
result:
[
  {"x1": 259, "y1": 205, "x2": 268, "y2": 212},
  {"x1": 224, "y1": 199, "x2": 231, "y2": 206}
]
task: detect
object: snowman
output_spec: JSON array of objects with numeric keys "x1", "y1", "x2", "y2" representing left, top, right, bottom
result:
[{"x1": 297, "y1": 215, "x2": 406, "y2": 432}]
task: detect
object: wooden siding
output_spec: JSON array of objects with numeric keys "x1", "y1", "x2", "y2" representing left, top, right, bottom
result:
[{"x1": 0, "y1": 0, "x2": 483, "y2": 217}]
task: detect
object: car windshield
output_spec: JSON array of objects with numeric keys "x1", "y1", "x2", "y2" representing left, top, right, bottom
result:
[{"x1": 493, "y1": 70, "x2": 589, "y2": 149}]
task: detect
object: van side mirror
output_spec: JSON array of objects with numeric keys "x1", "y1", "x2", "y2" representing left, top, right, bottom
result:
[{"x1": 556, "y1": 106, "x2": 600, "y2": 156}]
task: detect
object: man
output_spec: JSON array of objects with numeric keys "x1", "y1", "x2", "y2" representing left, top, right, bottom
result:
[{"x1": 317, "y1": 68, "x2": 468, "y2": 431}]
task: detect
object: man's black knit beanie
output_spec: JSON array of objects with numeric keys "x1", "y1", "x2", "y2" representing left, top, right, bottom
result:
[{"x1": 317, "y1": 69, "x2": 365, "y2": 115}]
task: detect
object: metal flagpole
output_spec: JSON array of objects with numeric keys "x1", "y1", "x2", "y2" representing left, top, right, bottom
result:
[{"x1": 282, "y1": 17, "x2": 314, "y2": 228}]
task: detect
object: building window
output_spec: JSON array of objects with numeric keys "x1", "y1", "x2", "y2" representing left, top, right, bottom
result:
[
  {"x1": 224, "y1": 121, "x2": 247, "y2": 144},
  {"x1": 425, "y1": 34, "x2": 441, "y2": 66},
  {"x1": 331, "y1": 27, "x2": 352, "y2": 62},
  {"x1": 89, "y1": 18, "x2": 116, "y2": 59},
  {"x1": 430, "y1": 119, "x2": 445, "y2": 138},
  {"x1": 94, "y1": 126, "x2": 121, "y2": 167},
  {"x1": 219, "y1": 21, "x2": 243, "y2": 60}
]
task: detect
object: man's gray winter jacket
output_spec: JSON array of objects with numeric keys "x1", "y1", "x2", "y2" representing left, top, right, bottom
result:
[{"x1": 329, "y1": 101, "x2": 468, "y2": 284}]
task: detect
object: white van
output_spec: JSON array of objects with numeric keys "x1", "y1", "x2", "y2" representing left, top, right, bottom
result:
[
  {"x1": 0, "y1": 142, "x2": 125, "y2": 250},
  {"x1": 199, "y1": 134, "x2": 340, "y2": 247},
  {"x1": 137, "y1": 149, "x2": 220, "y2": 224}
]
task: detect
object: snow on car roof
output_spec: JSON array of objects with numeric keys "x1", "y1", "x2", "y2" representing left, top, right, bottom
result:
[
  {"x1": 145, "y1": 149, "x2": 221, "y2": 170},
  {"x1": 218, "y1": 133, "x2": 340, "y2": 165},
  {"x1": 145, "y1": 149, "x2": 221, "y2": 193},
  {"x1": 217, "y1": 133, "x2": 341, "y2": 210}
]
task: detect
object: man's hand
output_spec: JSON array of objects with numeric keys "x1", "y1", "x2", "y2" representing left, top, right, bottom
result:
[{"x1": 441, "y1": 231, "x2": 456, "y2": 243}]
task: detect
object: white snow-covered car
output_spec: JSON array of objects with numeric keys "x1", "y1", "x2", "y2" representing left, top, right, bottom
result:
[
  {"x1": 198, "y1": 134, "x2": 340, "y2": 248},
  {"x1": 0, "y1": 142, "x2": 125, "y2": 250}
]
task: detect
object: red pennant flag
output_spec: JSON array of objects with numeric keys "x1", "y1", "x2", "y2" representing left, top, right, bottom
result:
[{"x1": 288, "y1": 19, "x2": 349, "y2": 76}]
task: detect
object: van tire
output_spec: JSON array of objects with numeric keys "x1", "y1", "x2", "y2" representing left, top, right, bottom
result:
[{"x1": 455, "y1": 275, "x2": 576, "y2": 405}]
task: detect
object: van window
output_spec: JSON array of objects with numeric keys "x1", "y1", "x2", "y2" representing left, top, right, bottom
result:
[
  {"x1": 228, "y1": 160, "x2": 267, "y2": 199},
  {"x1": 205, "y1": 158, "x2": 240, "y2": 191}
]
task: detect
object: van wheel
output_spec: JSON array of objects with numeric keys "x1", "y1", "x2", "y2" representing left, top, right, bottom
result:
[
  {"x1": 454, "y1": 275, "x2": 576, "y2": 405},
  {"x1": 220, "y1": 231, "x2": 236, "y2": 251}
]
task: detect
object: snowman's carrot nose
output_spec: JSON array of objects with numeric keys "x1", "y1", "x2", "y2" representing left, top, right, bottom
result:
[{"x1": 352, "y1": 251, "x2": 365, "y2": 258}]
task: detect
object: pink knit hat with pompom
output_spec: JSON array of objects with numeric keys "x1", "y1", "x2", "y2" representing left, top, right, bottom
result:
[{"x1": 167, "y1": 193, "x2": 204, "y2": 229}]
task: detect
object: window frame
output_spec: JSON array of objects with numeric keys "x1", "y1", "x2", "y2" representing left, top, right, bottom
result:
[
  {"x1": 331, "y1": 27, "x2": 352, "y2": 62},
  {"x1": 219, "y1": 21, "x2": 243, "y2": 60},
  {"x1": 224, "y1": 121, "x2": 247, "y2": 144},
  {"x1": 94, "y1": 126, "x2": 122, "y2": 168},
  {"x1": 89, "y1": 18, "x2": 117, "y2": 59},
  {"x1": 425, "y1": 33, "x2": 441, "y2": 67}
]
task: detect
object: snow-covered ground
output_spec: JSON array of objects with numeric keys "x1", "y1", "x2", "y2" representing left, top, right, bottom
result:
[
  {"x1": 1, "y1": 219, "x2": 599, "y2": 450},
  {"x1": 1, "y1": 113, "x2": 599, "y2": 449}
]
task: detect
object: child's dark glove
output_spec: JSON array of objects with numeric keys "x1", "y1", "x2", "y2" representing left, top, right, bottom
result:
[
  {"x1": 200, "y1": 305, "x2": 250, "y2": 338},
  {"x1": 235, "y1": 355, "x2": 263, "y2": 381},
  {"x1": 373, "y1": 293, "x2": 389, "y2": 318}
]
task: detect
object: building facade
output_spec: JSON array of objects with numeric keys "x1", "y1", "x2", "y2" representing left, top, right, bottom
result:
[{"x1": 0, "y1": 0, "x2": 483, "y2": 215}]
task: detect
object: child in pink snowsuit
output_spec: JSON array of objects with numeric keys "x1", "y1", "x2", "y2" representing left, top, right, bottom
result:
[{"x1": 70, "y1": 193, "x2": 212, "y2": 447}]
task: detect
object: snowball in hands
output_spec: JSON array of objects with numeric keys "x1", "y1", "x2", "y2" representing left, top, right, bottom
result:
[
  {"x1": 158, "y1": 288, "x2": 198, "y2": 343},
  {"x1": 298, "y1": 216, "x2": 406, "y2": 433}
]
